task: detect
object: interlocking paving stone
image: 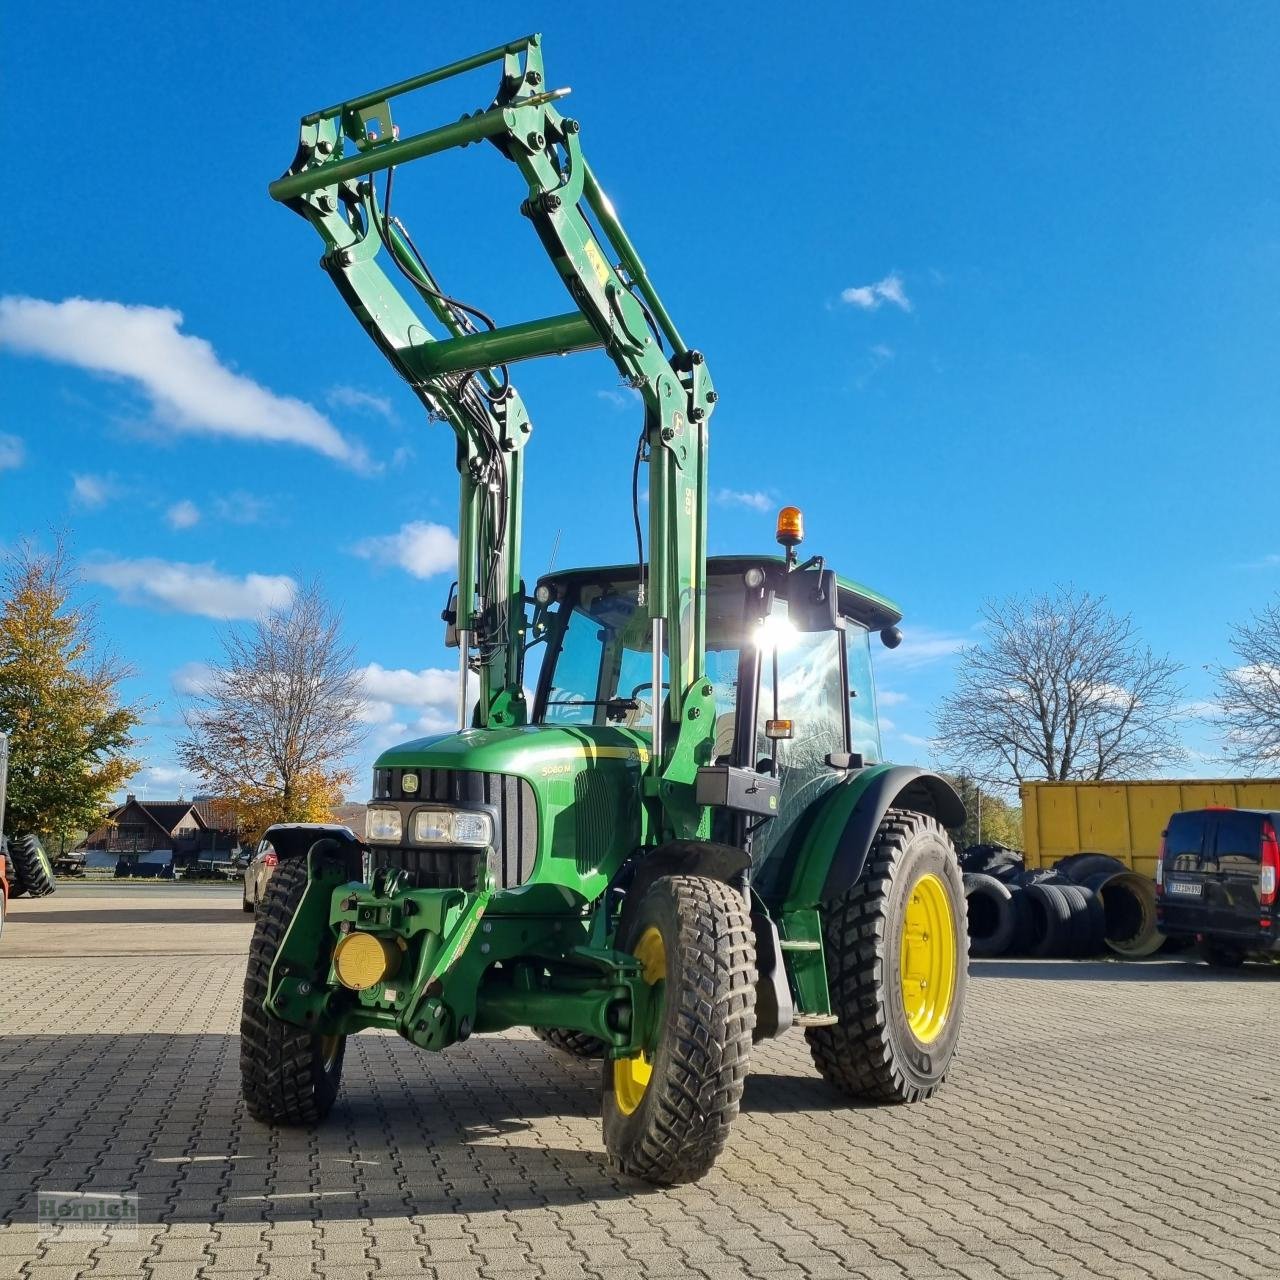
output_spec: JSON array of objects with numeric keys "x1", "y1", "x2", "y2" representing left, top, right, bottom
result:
[{"x1": 1, "y1": 887, "x2": 1278, "y2": 1278}]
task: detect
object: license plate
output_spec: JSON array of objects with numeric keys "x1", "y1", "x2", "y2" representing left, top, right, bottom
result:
[{"x1": 1168, "y1": 880, "x2": 1203, "y2": 897}]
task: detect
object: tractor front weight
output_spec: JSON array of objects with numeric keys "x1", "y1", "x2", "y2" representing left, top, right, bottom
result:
[{"x1": 264, "y1": 852, "x2": 654, "y2": 1058}]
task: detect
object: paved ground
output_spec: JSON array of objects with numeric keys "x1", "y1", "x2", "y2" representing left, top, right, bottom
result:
[{"x1": 1, "y1": 886, "x2": 1277, "y2": 1280}]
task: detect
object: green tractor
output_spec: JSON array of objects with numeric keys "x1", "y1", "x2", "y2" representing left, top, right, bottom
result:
[{"x1": 242, "y1": 34, "x2": 968, "y2": 1185}]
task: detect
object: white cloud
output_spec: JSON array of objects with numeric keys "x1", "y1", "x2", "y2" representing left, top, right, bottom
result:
[
  {"x1": 715, "y1": 488, "x2": 773, "y2": 513},
  {"x1": 171, "y1": 661, "x2": 216, "y2": 696},
  {"x1": 899, "y1": 732, "x2": 933, "y2": 748},
  {"x1": 877, "y1": 688, "x2": 908, "y2": 707},
  {"x1": 360, "y1": 663, "x2": 456, "y2": 709},
  {"x1": 213, "y1": 491, "x2": 267, "y2": 525},
  {"x1": 841, "y1": 273, "x2": 912, "y2": 312},
  {"x1": 134, "y1": 764, "x2": 200, "y2": 794},
  {"x1": 84, "y1": 557, "x2": 296, "y2": 619},
  {"x1": 328, "y1": 385, "x2": 395, "y2": 419},
  {"x1": 414, "y1": 708, "x2": 456, "y2": 736},
  {"x1": 72, "y1": 473, "x2": 122, "y2": 509},
  {"x1": 352, "y1": 521, "x2": 457, "y2": 579},
  {"x1": 878, "y1": 626, "x2": 967, "y2": 670},
  {"x1": 166, "y1": 499, "x2": 200, "y2": 529},
  {"x1": 0, "y1": 296, "x2": 371, "y2": 470},
  {"x1": 356, "y1": 699, "x2": 396, "y2": 724},
  {"x1": 870, "y1": 343, "x2": 895, "y2": 360},
  {"x1": 0, "y1": 433, "x2": 23, "y2": 471},
  {"x1": 597, "y1": 387, "x2": 642, "y2": 410}
]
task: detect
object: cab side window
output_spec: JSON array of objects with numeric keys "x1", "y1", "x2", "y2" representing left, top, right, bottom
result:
[{"x1": 845, "y1": 625, "x2": 882, "y2": 763}]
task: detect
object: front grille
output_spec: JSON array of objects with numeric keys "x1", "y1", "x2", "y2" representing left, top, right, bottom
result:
[{"x1": 370, "y1": 768, "x2": 538, "y2": 890}]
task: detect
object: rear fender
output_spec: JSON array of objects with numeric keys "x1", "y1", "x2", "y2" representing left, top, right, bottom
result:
[{"x1": 778, "y1": 765, "x2": 965, "y2": 910}]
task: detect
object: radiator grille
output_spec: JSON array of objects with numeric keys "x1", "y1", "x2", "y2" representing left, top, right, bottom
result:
[{"x1": 370, "y1": 768, "x2": 538, "y2": 890}]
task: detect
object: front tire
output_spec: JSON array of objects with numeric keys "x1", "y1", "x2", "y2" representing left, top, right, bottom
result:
[
  {"x1": 240, "y1": 858, "x2": 345, "y2": 1124},
  {"x1": 808, "y1": 809, "x2": 968, "y2": 1103},
  {"x1": 602, "y1": 874, "x2": 756, "y2": 1185}
]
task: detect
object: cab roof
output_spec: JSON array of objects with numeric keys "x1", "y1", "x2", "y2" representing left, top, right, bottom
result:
[{"x1": 538, "y1": 554, "x2": 903, "y2": 631}]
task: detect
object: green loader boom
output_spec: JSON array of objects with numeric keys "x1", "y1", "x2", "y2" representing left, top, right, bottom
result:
[{"x1": 243, "y1": 35, "x2": 970, "y2": 1186}]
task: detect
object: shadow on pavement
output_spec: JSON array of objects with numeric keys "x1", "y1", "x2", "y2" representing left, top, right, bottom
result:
[
  {"x1": 969, "y1": 957, "x2": 1279, "y2": 982},
  {"x1": 0, "y1": 1033, "x2": 644, "y2": 1226},
  {"x1": 7, "y1": 909, "x2": 249, "y2": 927}
]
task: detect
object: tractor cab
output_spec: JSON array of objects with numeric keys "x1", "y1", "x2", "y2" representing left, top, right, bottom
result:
[{"x1": 529, "y1": 541, "x2": 904, "y2": 897}]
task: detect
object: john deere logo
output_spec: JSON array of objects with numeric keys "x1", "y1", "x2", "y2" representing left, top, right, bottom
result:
[{"x1": 769, "y1": 795, "x2": 777, "y2": 811}]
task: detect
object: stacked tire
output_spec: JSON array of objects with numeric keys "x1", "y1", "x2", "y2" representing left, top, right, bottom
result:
[
  {"x1": 960, "y1": 845, "x2": 1160, "y2": 960},
  {"x1": 5, "y1": 834, "x2": 57, "y2": 899}
]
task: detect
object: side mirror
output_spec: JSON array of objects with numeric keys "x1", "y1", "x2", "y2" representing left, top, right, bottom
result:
[
  {"x1": 442, "y1": 583, "x2": 460, "y2": 649},
  {"x1": 788, "y1": 567, "x2": 839, "y2": 632}
]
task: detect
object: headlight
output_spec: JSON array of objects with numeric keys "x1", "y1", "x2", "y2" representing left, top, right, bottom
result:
[
  {"x1": 412, "y1": 807, "x2": 494, "y2": 848},
  {"x1": 365, "y1": 808, "x2": 402, "y2": 843}
]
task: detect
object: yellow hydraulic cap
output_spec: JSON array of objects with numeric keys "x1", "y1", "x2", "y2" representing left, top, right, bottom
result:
[
  {"x1": 333, "y1": 932, "x2": 402, "y2": 991},
  {"x1": 775, "y1": 505, "x2": 804, "y2": 548}
]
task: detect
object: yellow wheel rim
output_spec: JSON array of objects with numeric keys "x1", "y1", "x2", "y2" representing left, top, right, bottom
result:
[
  {"x1": 899, "y1": 872, "x2": 958, "y2": 1045},
  {"x1": 612, "y1": 925, "x2": 666, "y2": 1115}
]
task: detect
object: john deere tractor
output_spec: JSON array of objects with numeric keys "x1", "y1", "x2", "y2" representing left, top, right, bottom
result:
[{"x1": 242, "y1": 34, "x2": 968, "y2": 1185}]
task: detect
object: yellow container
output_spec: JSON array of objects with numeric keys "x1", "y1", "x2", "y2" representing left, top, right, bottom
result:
[{"x1": 1020, "y1": 779, "x2": 1280, "y2": 880}]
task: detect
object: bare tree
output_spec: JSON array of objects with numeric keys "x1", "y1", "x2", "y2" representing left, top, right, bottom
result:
[
  {"x1": 178, "y1": 583, "x2": 366, "y2": 840},
  {"x1": 1213, "y1": 597, "x2": 1280, "y2": 769},
  {"x1": 935, "y1": 588, "x2": 1184, "y2": 786}
]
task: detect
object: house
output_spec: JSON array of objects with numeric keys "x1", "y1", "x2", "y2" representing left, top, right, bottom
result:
[{"x1": 82, "y1": 795, "x2": 239, "y2": 859}]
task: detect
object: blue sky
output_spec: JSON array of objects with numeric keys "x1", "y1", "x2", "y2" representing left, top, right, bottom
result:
[{"x1": 2, "y1": 2, "x2": 1277, "y2": 799}]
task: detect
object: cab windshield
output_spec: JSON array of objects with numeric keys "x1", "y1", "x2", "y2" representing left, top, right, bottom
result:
[{"x1": 537, "y1": 580, "x2": 745, "y2": 739}]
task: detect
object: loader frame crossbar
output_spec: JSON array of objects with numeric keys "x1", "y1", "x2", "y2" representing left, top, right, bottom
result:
[{"x1": 272, "y1": 33, "x2": 717, "y2": 842}]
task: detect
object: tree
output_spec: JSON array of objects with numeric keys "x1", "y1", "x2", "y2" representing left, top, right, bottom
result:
[
  {"x1": 178, "y1": 583, "x2": 366, "y2": 842},
  {"x1": 1213, "y1": 597, "x2": 1280, "y2": 769},
  {"x1": 0, "y1": 537, "x2": 141, "y2": 842},
  {"x1": 935, "y1": 587, "x2": 1184, "y2": 787},
  {"x1": 943, "y1": 773, "x2": 1023, "y2": 849}
]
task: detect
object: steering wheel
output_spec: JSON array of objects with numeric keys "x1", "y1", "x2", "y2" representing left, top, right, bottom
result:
[{"x1": 628, "y1": 681, "x2": 670, "y2": 702}]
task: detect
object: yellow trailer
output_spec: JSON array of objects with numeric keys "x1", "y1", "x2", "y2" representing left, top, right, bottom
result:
[{"x1": 1020, "y1": 779, "x2": 1280, "y2": 879}]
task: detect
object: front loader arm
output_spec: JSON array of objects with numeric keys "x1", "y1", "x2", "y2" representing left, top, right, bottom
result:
[{"x1": 270, "y1": 34, "x2": 717, "y2": 837}]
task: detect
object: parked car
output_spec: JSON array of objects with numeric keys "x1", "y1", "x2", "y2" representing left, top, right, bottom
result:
[
  {"x1": 1156, "y1": 807, "x2": 1279, "y2": 967},
  {"x1": 241, "y1": 839, "x2": 278, "y2": 913}
]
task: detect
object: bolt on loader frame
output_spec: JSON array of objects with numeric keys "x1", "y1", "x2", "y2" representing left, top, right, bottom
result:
[{"x1": 243, "y1": 33, "x2": 970, "y2": 1185}]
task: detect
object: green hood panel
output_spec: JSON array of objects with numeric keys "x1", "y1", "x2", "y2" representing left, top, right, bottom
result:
[
  {"x1": 374, "y1": 724, "x2": 653, "y2": 903},
  {"x1": 375, "y1": 724, "x2": 652, "y2": 779}
]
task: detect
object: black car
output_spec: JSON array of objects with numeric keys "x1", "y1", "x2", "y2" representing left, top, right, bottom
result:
[{"x1": 1156, "y1": 807, "x2": 1279, "y2": 966}]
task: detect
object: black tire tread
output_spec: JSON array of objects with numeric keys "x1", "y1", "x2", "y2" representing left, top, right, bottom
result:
[
  {"x1": 11, "y1": 833, "x2": 56, "y2": 898},
  {"x1": 532, "y1": 1027, "x2": 607, "y2": 1058},
  {"x1": 605, "y1": 874, "x2": 756, "y2": 1185},
  {"x1": 240, "y1": 858, "x2": 344, "y2": 1125},
  {"x1": 807, "y1": 809, "x2": 967, "y2": 1103}
]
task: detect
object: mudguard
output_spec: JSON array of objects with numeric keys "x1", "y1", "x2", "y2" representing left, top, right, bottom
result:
[
  {"x1": 264, "y1": 823, "x2": 364, "y2": 881},
  {"x1": 778, "y1": 765, "x2": 965, "y2": 910}
]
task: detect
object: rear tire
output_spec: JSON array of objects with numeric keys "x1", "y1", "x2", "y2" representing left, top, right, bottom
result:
[
  {"x1": 808, "y1": 809, "x2": 968, "y2": 1103},
  {"x1": 533, "y1": 1027, "x2": 607, "y2": 1058},
  {"x1": 240, "y1": 858, "x2": 345, "y2": 1125},
  {"x1": 601, "y1": 874, "x2": 756, "y2": 1185},
  {"x1": 11, "y1": 834, "x2": 56, "y2": 898}
]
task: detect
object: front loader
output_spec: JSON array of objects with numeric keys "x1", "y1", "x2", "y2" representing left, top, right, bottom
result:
[{"x1": 242, "y1": 34, "x2": 969, "y2": 1185}]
